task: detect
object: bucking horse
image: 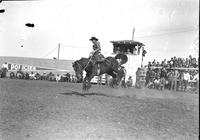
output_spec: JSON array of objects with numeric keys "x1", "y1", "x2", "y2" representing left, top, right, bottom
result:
[{"x1": 72, "y1": 53, "x2": 128, "y2": 91}]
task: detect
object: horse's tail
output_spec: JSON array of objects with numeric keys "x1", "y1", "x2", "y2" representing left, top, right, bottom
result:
[{"x1": 114, "y1": 53, "x2": 128, "y2": 65}]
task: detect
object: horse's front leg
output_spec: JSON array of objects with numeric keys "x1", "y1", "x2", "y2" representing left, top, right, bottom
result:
[
  {"x1": 86, "y1": 74, "x2": 95, "y2": 90},
  {"x1": 83, "y1": 75, "x2": 92, "y2": 91},
  {"x1": 82, "y1": 76, "x2": 88, "y2": 91}
]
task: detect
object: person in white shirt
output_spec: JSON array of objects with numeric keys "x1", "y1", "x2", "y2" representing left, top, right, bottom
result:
[
  {"x1": 56, "y1": 74, "x2": 61, "y2": 82},
  {"x1": 183, "y1": 70, "x2": 190, "y2": 91},
  {"x1": 2, "y1": 62, "x2": 8, "y2": 69},
  {"x1": 29, "y1": 72, "x2": 35, "y2": 80},
  {"x1": 154, "y1": 78, "x2": 160, "y2": 89}
]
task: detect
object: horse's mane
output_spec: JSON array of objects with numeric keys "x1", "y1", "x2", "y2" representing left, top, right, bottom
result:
[
  {"x1": 80, "y1": 57, "x2": 88, "y2": 61},
  {"x1": 77, "y1": 57, "x2": 89, "y2": 63}
]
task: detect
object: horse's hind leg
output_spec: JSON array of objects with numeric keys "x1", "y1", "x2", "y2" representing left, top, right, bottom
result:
[{"x1": 107, "y1": 71, "x2": 118, "y2": 88}]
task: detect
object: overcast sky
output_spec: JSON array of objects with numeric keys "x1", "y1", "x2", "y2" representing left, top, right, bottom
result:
[{"x1": 0, "y1": 0, "x2": 199, "y2": 64}]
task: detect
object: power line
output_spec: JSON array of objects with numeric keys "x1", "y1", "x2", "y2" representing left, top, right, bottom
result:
[
  {"x1": 135, "y1": 27, "x2": 196, "y2": 39},
  {"x1": 40, "y1": 43, "x2": 89, "y2": 59},
  {"x1": 41, "y1": 46, "x2": 58, "y2": 58},
  {"x1": 60, "y1": 43, "x2": 88, "y2": 48}
]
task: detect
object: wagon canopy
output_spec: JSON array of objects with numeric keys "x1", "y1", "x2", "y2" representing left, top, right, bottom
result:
[{"x1": 110, "y1": 40, "x2": 145, "y2": 47}]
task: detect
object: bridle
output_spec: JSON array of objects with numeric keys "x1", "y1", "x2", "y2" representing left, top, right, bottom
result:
[
  {"x1": 75, "y1": 56, "x2": 94, "y2": 71},
  {"x1": 74, "y1": 61, "x2": 83, "y2": 74}
]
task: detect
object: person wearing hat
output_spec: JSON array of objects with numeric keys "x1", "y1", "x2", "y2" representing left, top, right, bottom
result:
[
  {"x1": 89, "y1": 36, "x2": 101, "y2": 56},
  {"x1": 89, "y1": 36, "x2": 104, "y2": 75}
]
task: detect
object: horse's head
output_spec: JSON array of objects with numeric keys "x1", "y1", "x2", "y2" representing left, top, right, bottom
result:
[{"x1": 72, "y1": 60, "x2": 83, "y2": 81}]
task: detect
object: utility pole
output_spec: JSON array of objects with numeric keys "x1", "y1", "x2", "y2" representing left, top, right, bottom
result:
[
  {"x1": 57, "y1": 43, "x2": 60, "y2": 60},
  {"x1": 141, "y1": 47, "x2": 144, "y2": 68},
  {"x1": 132, "y1": 28, "x2": 135, "y2": 41}
]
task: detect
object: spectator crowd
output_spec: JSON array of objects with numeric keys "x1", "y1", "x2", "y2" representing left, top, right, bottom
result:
[
  {"x1": 147, "y1": 55, "x2": 198, "y2": 68},
  {"x1": 145, "y1": 55, "x2": 199, "y2": 92}
]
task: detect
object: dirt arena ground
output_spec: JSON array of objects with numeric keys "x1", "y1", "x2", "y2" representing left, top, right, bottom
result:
[{"x1": 0, "y1": 78, "x2": 199, "y2": 140}]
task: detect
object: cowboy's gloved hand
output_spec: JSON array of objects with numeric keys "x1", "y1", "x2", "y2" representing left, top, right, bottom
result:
[{"x1": 89, "y1": 51, "x2": 94, "y2": 57}]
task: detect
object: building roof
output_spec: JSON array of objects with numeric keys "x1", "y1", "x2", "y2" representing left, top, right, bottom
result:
[{"x1": 110, "y1": 40, "x2": 145, "y2": 46}]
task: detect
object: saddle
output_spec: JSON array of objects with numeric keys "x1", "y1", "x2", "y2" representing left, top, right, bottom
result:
[{"x1": 91, "y1": 53, "x2": 105, "y2": 65}]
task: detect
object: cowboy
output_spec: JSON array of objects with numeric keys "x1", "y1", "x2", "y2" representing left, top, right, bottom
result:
[{"x1": 89, "y1": 36, "x2": 104, "y2": 75}]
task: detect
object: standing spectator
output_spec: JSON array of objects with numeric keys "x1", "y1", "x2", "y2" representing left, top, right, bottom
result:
[
  {"x1": 120, "y1": 77, "x2": 126, "y2": 88},
  {"x1": 159, "y1": 68, "x2": 167, "y2": 90},
  {"x1": 56, "y1": 74, "x2": 61, "y2": 82},
  {"x1": 145, "y1": 68, "x2": 151, "y2": 85},
  {"x1": 167, "y1": 70, "x2": 173, "y2": 90},
  {"x1": 1, "y1": 62, "x2": 8, "y2": 78},
  {"x1": 183, "y1": 70, "x2": 190, "y2": 91},
  {"x1": 171, "y1": 69, "x2": 180, "y2": 91},
  {"x1": 154, "y1": 77, "x2": 160, "y2": 89},
  {"x1": 189, "y1": 70, "x2": 198, "y2": 88},
  {"x1": 126, "y1": 76, "x2": 133, "y2": 88},
  {"x1": 150, "y1": 70, "x2": 156, "y2": 83},
  {"x1": 179, "y1": 71, "x2": 185, "y2": 91},
  {"x1": 155, "y1": 69, "x2": 161, "y2": 79},
  {"x1": 193, "y1": 71, "x2": 199, "y2": 93}
]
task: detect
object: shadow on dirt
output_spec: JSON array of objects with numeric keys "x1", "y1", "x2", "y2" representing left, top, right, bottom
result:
[{"x1": 59, "y1": 91, "x2": 120, "y2": 98}]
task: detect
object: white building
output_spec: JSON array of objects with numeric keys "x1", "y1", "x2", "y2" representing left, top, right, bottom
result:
[{"x1": 110, "y1": 40, "x2": 146, "y2": 86}]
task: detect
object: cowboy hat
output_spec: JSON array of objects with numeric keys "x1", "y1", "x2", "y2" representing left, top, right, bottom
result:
[{"x1": 89, "y1": 36, "x2": 98, "y2": 41}]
